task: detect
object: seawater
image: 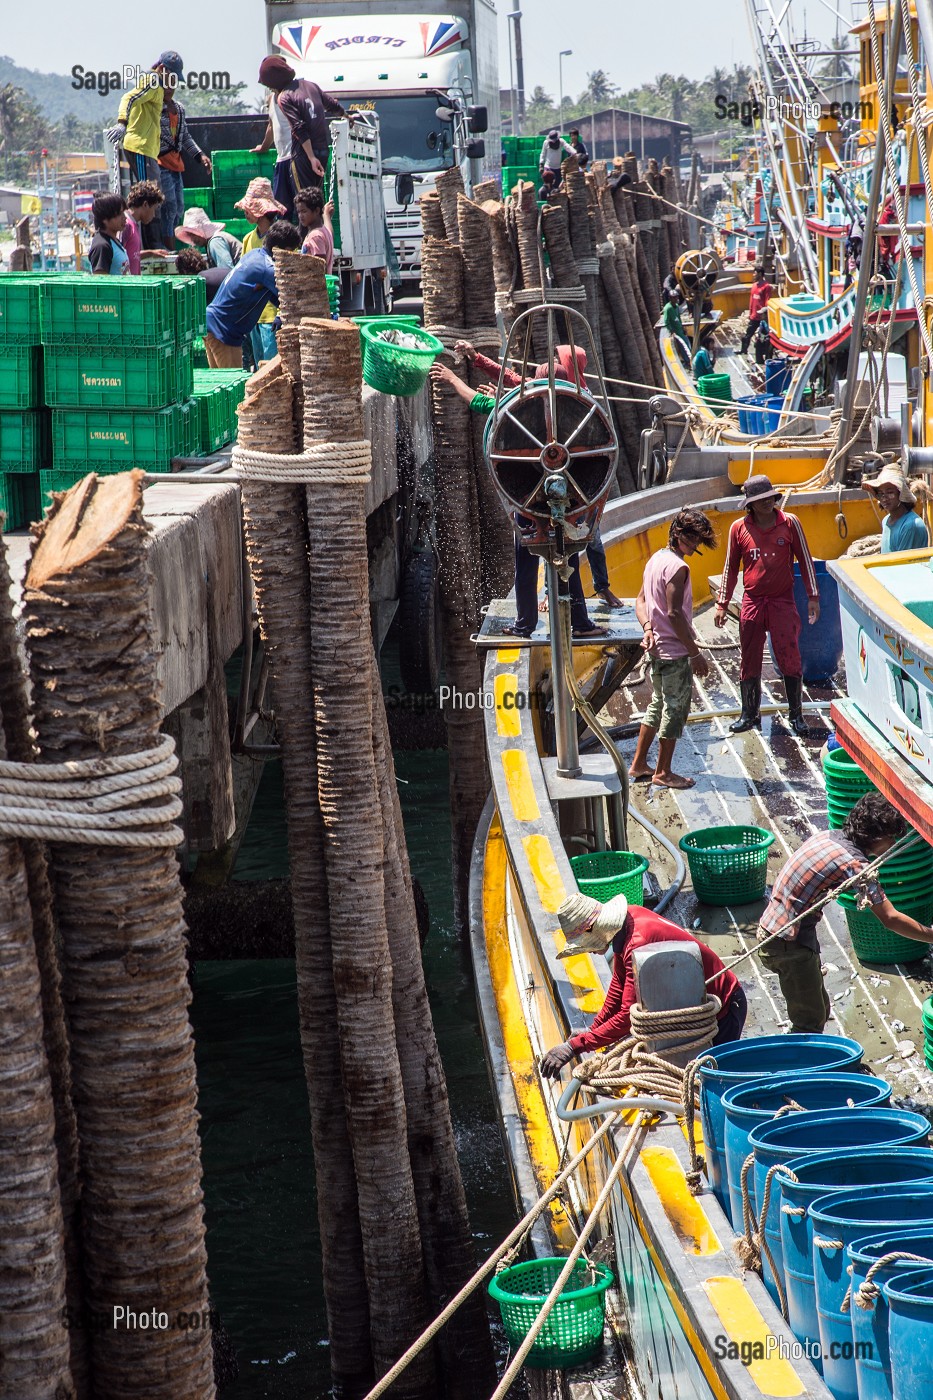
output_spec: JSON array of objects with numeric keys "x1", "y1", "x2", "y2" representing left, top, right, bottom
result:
[{"x1": 190, "y1": 748, "x2": 514, "y2": 1395}]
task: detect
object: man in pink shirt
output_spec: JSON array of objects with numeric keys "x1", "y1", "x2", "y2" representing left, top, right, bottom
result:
[
  {"x1": 121, "y1": 180, "x2": 171, "y2": 274},
  {"x1": 295, "y1": 186, "x2": 335, "y2": 273},
  {"x1": 630, "y1": 508, "x2": 716, "y2": 789}
]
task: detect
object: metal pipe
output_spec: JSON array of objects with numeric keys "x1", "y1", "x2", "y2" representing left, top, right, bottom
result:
[
  {"x1": 557, "y1": 1078, "x2": 681, "y2": 1122},
  {"x1": 558, "y1": 50, "x2": 572, "y2": 128},
  {"x1": 547, "y1": 561, "x2": 581, "y2": 777},
  {"x1": 914, "y1": 0, "x2": 933, "y2": 85},
  {"x1": 834, "y1": 0, "x2": 904, "y2": 481}
]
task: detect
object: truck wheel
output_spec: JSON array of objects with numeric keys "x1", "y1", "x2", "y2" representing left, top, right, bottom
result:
[{"x1": 399, "y1": 549, "x2": 442, "y2": 695}]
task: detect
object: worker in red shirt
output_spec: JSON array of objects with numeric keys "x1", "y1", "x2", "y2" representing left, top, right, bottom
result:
[
  {"x1": 715, "y1": 475, "x2": 819, "y2": 736},
  {"x1": 539, "y1": 892, "x2": 747, "y2": 1078},
  {"x1": 739, "y1": 265, "x2": 774, "y2": 355}
]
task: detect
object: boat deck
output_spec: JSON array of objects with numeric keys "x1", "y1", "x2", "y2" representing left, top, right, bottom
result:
[{"x1": 602, "y1": 604, "x2": 933, "y2": 1106}]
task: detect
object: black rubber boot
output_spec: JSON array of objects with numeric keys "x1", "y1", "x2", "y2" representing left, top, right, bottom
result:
[
  {"x1": 729, "y1": 678, "x2": 761, "y2": 732},
  {"x1": 784, "y1": 675, "x2": 809, "y2": 736}
]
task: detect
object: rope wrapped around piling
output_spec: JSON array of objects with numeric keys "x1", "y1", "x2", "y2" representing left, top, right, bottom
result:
[
  {"x1": 231, "y1": 441, "x2": 372, "y2": 484},
  {"x1": 512, "y1": 286, "x2": 588, "y2": 304},
  {"x1": 424, "y1": 325, "x2": 503, "y2": 351},
  {"x1": 0, "y1": 734, "x2": 183, "y2": 847}
]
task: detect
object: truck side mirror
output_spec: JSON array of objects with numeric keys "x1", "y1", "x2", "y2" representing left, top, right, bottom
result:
[
  {"x1": 468, "y1": 105, "x2": 488, "y2": 134},
  {"x1": 465, "y1": 138, "x2": 486, "y2": 159},
  {"x1": 394, "y1": 172, "x2": 415, "y2": 208}
]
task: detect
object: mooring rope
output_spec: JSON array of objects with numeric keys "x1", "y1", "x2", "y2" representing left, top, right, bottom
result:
[
  {"x1": 231, "y1": 441, "x2": 372, "y2": 484},
  {"x1": 512, "y1": 286, "x2": 587, "y2": 304},
  {"x1": 358, "y1": 1106, "x2": 628, "y2": 1400},
  {"x1": 425, "y1": 324, "x2": 503, "y2": 350},
  {"x1": 735, "y1": 1159, "x2": 796, "y2": 1318},
  {"x1": 0, "y1": 734, "x2": 183, "y2": 847}
]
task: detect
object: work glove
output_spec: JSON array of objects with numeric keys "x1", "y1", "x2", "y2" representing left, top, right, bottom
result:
[
  {"x1": 106, "y1": 123, "x2": 127, "y2": 147},
  {"x1": 539, "y1": 1041, "x2": 577, "y2": 1079}
]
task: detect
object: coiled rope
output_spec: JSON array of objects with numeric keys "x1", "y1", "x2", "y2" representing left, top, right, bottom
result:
[
  {"x1": 231, "y1": 441, "x2": 372, "y2": 484},
  {"x1": 0, "y1": 734, "x2": 183, "y2": 848},
  {"x1": 425, "y1": 324, "x2": 503, "y2": 351}
]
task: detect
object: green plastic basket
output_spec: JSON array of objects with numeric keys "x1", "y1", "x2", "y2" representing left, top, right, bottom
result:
[
  {"x1": 488, "y1": 1258, "x2": 612, "y2": 1369},
  {"x1": 838, "y1": 890, "x2": 932, "y2": 964},
  {"x1": 360, "y1": 320, "x2": 443, "y2": 397},
  {"x1": 0, "y1": 471, "x2": 40, "y2": 530},
  {"x1": 570, "y1": 850, "x2": 648, "y2": 905},
  {"x1": 679, "y1": 825, "x2": 775, "y2": 905}
]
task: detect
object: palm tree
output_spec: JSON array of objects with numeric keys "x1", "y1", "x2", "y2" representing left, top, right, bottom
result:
[
  {"x1": 817, "y1": 34, "x2": 856, "y2": 82},
  {"x1": 653, "y1": 72, "x2": 695, "y2": 122},
  {"x1": 0, "y1": 83, "x2": 23, "y2": 176},
  {"x1": 583, "y1": 69, "x2": 618, "y2": 107}
]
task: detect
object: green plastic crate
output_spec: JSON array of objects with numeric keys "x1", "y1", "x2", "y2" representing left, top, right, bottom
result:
[
  {"x1": 0, "y1": 471, "x2": 41, "y2": 530},
  {"x1": 183, "y1": 186, "x2": 214, "y2": 217},
  {"x1": 210, "y1": 149, "x2": 275, "y2": 185},
  {"x1": 191, "y1": 383, "x2": 225, "y2": 451},
  {"x1": 40, "y1": 467, "x2": 124, "y2": 503},
  {"x1": 40, "y1": 277, "x2": 176, "y2": 346},
  {"x1": 171, "y1": 275, "x2": 206, "y2": 344},
  {"x1": 0, "y1": 410, "x2": 49, "y2": 472},
  {"x1": 0, "y1": 345, "x2": 42, "y2": 408},
  {"x1": 52, "y1": 406, "x2": 184, "y2": 471},
  {"x1": 43, "y1": 344, "x2": 185, "y2": 410},
  {"x1": 0, "y1": 275, "x2": 43, "y2": 344},
  {"x1": 217, "y1": 217, "x2": 253, "y2": 244},
  {"x1": 210, "y1": 190, "x2": 251, "y2": 223}
]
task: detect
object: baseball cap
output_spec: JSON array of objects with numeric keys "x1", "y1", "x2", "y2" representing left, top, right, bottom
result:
[{"x1": 154, "y1": 51, "x2": 184, "y2": 78}]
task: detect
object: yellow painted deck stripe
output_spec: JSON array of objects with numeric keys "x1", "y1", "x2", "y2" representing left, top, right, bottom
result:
[
  {"x1": 520, "y1": 835, "x2": 604, "y2": 1013},
  {"x1": 482, "y1": 818, "x2": 574, "y2": 1244},
  {"x1": 496, "y1": 647, "x2": 521, "y2": 665},
  {"x1": 501, "y1": 749, "x2": 540, "y2": 821},
  {"x1": 640, "y1": 1146, "x2": 722, "y2": 1257},
  {"x1": 495, "y1": 675, "x2": 523, "y2": 737},
  {"x1": 701, "y1": 1277, "x2": 806, "y2": 1397}
]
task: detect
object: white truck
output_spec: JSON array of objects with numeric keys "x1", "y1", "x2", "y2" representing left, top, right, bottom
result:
[{"x1": 265, "y1": 0, "x2": 500, "y2": 291}]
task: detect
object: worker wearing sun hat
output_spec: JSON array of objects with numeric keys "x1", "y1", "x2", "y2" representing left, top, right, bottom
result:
[
  {"x1": 175, "y1": 208, "x2": 243, "y2": 270},
  {"x1": 539, "y1": 894, "x2": 745, "y2": 1078},
  {"x1": 714, "y1": 474, "x2": 820, "y2": 737},
  {"x1": 236, "y1": 179, "x2": 288, "y2": 366},
  {"x1": 863, "y1": 463, "x2": 930, "y2": 553}
]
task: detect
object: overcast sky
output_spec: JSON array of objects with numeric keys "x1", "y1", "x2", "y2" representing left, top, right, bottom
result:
[{"x1": 5, "y1": 0, "x2": 857, "y2": 112}]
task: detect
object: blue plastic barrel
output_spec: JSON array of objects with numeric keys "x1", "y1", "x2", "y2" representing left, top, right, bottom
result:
[
  {"x1": 750, "y1": 1110, "x2": 931, "y2": 1309},
  {"x1": 769, "y1": 559, "x2": 844, "y2": 682},
  {"x1": 883, "y1": 1266, "x2": 933, "y2": 1400},
  {"x1": 721, "y1": 1073, "x2": 890, "y2": 1231},
  {"x1": 765, "y1": 357, "x2": 793, "y2": 395},
  {"x1": 761, "y1": 393, "x2": 784, "y2": 432},
  {"x1": 779, "y1": 1152, "x2": 933, "y2": 1365},
  {"x1": 848, "y1": 1230, "x2": 933, "y2": 1400},
  {"x1": 811, "y1": 1189, "x2": 933, "y2": 1400},
  {"x1": 697, "y1": 1035, "x2": 863, "y2": 1214}
]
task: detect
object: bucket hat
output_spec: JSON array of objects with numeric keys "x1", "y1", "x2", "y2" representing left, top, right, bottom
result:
[
  {"x1": 556, "y1": 891, "x2": 629, "y2": 959},
  {"x1": 175, "y1": 208, "x2": 225, "y2": 244},
  {"x1": 862, "y1": 464, "x2": 916, "y2": 506},
  {"x1": 742, "y1": 474, "x2": 782, "y2": 504}
]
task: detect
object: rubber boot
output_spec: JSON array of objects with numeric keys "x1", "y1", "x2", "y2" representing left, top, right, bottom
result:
[
  {"x1": 729, "y1": 678, "x2": 761, "y2": 733},
  {"x1": 784, "y1": 675, "x2": 809, "y2": 736}
]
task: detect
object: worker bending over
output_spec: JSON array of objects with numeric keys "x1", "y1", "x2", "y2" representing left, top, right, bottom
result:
[
  {"x1": 540, "y1": 893, "x2": 747, "y2": 1077},
  {"x1": 758, "y1": 794, "x2": 933, "y2": 1033}
]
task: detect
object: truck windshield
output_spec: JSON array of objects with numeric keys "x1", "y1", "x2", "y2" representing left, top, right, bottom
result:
[{"x1": 350, "y1": 96, "x2": 455, "y2": 174}]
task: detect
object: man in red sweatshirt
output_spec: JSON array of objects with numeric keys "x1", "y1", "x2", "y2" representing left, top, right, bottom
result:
[
  {"x1": 714, "y1": 475, "x2": 819, "y2": 736},
  {"x1": 740, "y1": 265, "x2": 774, "y2": 355},
  {"x1": 539, "y1": 893, "x2": 746, "y2": 1078}
]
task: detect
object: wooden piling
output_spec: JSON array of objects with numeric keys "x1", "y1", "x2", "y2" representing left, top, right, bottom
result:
[
  {"x1": 434, "y1": 165, "x2": 465, "y2": 243},
  {"x1": 237, "y1": 361, "x2": 374, "y2": 1398},
  {"x1": 299, "y1": 318, "x2": 435, "y2": 1397},
  {"x1": 24, "y1": 472, "x2": 215, "y2": 1400}
]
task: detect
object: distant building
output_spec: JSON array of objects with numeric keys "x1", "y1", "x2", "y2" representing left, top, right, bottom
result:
[{"x1": 540, "y1": 108, "x2": 691, "y2": 166}]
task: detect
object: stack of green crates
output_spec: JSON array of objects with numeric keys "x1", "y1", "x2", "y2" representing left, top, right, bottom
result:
[
  {"x1": 501, "y1": 134, "x2": 548, "y2": 193},
  {"x1": 0, "y1": 273, "x2": 48, "y2": 529},
  {"x1": 210, "y1": 150, "x2": 276, "y2": 222},
  {"x1": 191, "y1": 368, "x2": 251, "y2": 456},
  {"x1": 38, "y1": 273, "x2": 207, "y2": 499},
  {"x1": 183, "y1": 185, "x2": 214, "y2": 219}
]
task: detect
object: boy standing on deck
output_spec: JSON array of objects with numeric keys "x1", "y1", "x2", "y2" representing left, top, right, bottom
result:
[
  {"x1": 758, "y1": 794, "x2": 933, "y2": 1033},
  {"x1": 714, "y1": 475, "x2": 819, "y2": 737},
  {"x1": 630, "y1": 508, "x2": 717, "y2": 790}
]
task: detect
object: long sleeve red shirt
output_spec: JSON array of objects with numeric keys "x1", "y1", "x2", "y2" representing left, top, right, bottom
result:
[
  {"x1": 473, "y1": 350, "x2": 521, "y2": 387},
  {"x1": 717, "y1": 510, "x2": 818, "y2": 608},
  {"x1": 567, "y1": 908, "x2": 740, "y2": 1055}
]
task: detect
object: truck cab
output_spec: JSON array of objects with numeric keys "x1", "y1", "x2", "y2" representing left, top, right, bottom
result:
[{"x1": 266, "y1": 6, "x2": 500, "y2": 290}]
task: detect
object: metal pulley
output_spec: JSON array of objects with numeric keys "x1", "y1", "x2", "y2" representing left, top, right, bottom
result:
[
  {"x1": 674, "y1": 248, "x2": 721, "y2": 299},
  {"x1": 483, "y1": 305, "x2": 618, "y2": 562}
]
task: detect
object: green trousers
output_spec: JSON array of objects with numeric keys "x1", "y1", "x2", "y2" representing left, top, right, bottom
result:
[{"x1": 757, "y1": 937, "x2": 831, "y2": 1033}]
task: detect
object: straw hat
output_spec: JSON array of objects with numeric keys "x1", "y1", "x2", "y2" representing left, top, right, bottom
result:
[
  {"x1": 235, "y1": 178, "x2": 287, "y2": 220},
  {"x1": 175, "y1": 208, "x2": 225, "y2": 244},
  {"x1": 556, "y1": 891, "x2": 629, "y2": 960},
  {"x1": 862, "y1": 464, "x2": 916, "y2": 506}
]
